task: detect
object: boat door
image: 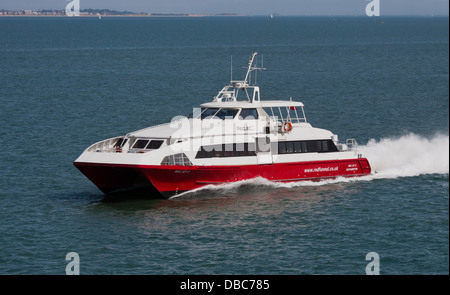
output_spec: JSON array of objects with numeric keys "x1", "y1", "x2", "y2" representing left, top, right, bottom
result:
[{"x1": 256, "y1": 136, "x2": 273, "y2": 164}]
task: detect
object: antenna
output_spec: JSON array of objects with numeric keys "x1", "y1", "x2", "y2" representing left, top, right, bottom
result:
[
  {"x1": 244, "y1": 51, "x2": 266, "y2": 86},
  {"x1": 244, "y1": 51, "x2": 258, "y2": 85}
]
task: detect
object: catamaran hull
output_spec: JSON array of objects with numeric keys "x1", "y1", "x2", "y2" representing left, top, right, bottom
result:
[{"x1": 74, "y1": 158, "x2": 371, "y2": 198}]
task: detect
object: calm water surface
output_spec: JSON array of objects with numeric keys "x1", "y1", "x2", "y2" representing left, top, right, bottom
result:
[{"x1": 0, "y1": 16, "x2": 448, "y2": 275}]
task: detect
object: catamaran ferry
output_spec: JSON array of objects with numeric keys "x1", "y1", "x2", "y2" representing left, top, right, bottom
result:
[{"x1": 74, "y1": 52, "x2": 372, "y2": 198}]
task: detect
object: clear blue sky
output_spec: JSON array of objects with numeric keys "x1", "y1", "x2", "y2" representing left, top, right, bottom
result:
[{"x1": 1, "y1": 0, "x2": 449, "y2": 16}]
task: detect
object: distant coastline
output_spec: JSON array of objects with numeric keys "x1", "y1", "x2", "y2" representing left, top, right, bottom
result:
[
  {"x1": 0, "y1": 8, "x2": 240, "y2": 17},
  {"x1": 1, "y1": 9, "x2": 447, "y2": 18}
]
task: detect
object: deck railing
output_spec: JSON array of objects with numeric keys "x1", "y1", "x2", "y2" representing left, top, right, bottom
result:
[{"x1": 87, "y1": 136, "x2": 123, "y2": 153}]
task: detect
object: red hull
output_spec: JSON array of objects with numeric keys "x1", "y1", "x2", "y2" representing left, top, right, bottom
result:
[{"x1": 74, "y1": 158, "x2": 371, "y2": 198}]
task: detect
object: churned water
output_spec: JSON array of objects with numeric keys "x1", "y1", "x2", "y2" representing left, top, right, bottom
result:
[{"x1": 0, "y1": 16, "x2": 448, "y2": 275}]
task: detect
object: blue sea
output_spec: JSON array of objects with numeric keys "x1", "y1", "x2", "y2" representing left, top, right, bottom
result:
[{"x1": 0, "y1": 16, "x2": 448, "y2": 275}]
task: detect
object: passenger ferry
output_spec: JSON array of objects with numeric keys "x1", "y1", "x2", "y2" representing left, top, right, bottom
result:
[{"x1": 74, "y1": 52, "x2": 372, "y2": 197}]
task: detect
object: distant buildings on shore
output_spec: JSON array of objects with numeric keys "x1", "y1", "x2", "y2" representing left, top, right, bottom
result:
[
  {"x1": 1, "y1": 9, "x2": 66, "y2": 16},
  {"x1": 0, "y1": 9, "x2": 238, "y2": 17}
]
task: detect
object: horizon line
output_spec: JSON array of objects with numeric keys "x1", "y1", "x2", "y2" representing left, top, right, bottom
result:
[{"x1": 0, "y1": 8, "x2": 448, "y2": 17}]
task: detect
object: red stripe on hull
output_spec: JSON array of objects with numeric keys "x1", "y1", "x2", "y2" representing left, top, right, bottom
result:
[{"x1": 74, "y1": 158, "x2": 371, "y2": 198}]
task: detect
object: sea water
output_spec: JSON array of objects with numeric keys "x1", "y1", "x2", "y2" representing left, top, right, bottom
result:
[{"x1": 0, "y1": 16, "x2": 448, "y2": 275}]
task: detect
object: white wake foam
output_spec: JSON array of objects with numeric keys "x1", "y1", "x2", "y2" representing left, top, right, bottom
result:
[
  {"x1": 359, "y1": 133, "x2": 449, "y2": 179},
  {"x1": 171, "y1": 133, "x2": 449, "y2": 198}
]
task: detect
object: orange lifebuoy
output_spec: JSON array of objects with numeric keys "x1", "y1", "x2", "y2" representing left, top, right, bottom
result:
[{"x1": 283, "y1": 122, "x2": 293, "y2": 132}]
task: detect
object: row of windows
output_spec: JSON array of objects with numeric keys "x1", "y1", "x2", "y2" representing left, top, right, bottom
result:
[
  {"x1": 125, "y1": 138, "x2": 338, "y2": 158},
  {"x1": 188, "y1": 108, "x2": 259, "y2": 120},
  {"x1": 131, "y1": 139, "x2": 164, "y2": 150},
  {"x1": 278, "y1": 140, "x2": 338, "y2": 154},
  {"x1": 262, "y1": 106, "x2": 306, "y2": 124},
  {"x1": 196, "y1": 143, "x2": 257, "y2": 158}
]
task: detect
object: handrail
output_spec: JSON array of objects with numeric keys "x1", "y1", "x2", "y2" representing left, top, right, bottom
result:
[{"x1": 86, "y1": 136, "x2": 123, "y2": 153}]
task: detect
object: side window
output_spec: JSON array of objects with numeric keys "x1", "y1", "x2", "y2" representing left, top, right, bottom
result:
[
  {"x1": 215, "y1": 108, "x2": 239, "y2": 120},
  {"x1": 277, "y1": 140, "x2": 338, "y2": 154},
  {"x1": 201, "y1": 108, "x2": 220, "y2": 119},
  {"x1": 321, "y1": 140, "x2": 329, "y2": 152},
  {"x1": 146, "y1": 140, "x2": 164, "y2": 149},
  {"x1": 286, "y1": 142, "x2": 294, "y2": 153},
  {"x1": 316, "y1": 141, "x2": 323, "y2": 152},
  {"x1": 327, "y1": 140, "x2": 339, "y2": 152},
  {"x1": 278, "y1": 142, "x2": 287, "y2": 154},
  {"x1": 306, "y1": 141, "x2": 316, "y2": 153},
  {"x1": 114, "y1": 138, "x2": 125, "y2": 148},
  {"x1": 294, "y1": 141, "x2": 302, "y2": 153},
  {"x1": 187, "y1": 108, "x2": 206, "y2": 119},
  {"x1": 195, "y1": 143, "x2": 257, "y2": 158},
  {"x1": 132, "y1": 139, "x2": 149, "y2": 149},
  {"x1": 301, "y1": 142, "x2": 307, "y2": 153},
  {"x1": 239, "y1": 108, "x2": 259, "y2": 120}
]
